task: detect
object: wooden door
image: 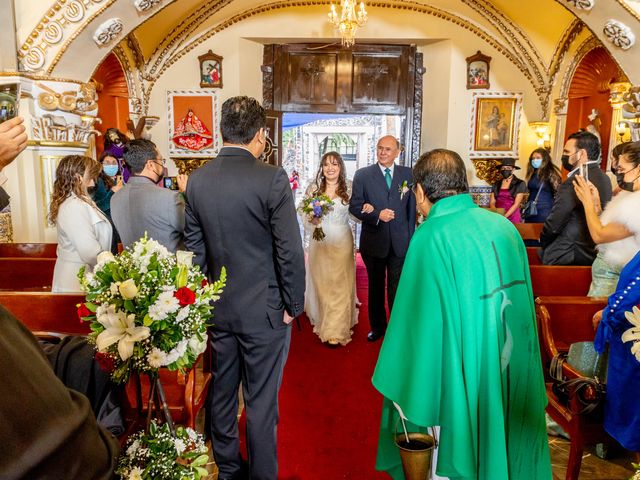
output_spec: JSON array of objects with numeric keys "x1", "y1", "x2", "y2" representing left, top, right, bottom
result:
[{"x1": 263, "y1": 110, "x2": 282, "y2": 166}]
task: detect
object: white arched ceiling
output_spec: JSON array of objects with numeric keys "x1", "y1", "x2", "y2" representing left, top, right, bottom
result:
[{"x1": 15, "y1": 0, "x2": 640, "y2": 86}]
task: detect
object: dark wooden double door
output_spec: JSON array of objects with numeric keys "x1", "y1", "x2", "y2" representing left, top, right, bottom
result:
[{"x1": 262, "y1": 43, "x2": 424, "y2": 166}]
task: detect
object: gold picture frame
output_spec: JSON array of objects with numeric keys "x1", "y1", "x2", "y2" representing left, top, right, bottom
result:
[
  {"x1": 469, "y1": 92, "x2": 523, "y2": 158},
  {"x1": 466, "y1": 51, "x2": 491, "y2": 90}
]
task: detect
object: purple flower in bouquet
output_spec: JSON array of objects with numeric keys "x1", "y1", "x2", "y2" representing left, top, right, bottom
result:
[{"x1": 298, "y1": 194, "x2": 335, "y2": 241}]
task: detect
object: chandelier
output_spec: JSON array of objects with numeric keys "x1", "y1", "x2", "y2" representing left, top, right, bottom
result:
[{"x1": 328, "y1": 0, "x2": 368, "y2": 47}]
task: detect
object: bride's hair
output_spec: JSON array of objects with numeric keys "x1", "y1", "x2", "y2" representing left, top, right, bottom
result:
[{"x1": 313, "y1": 151, "x2": 350, "y2": 204}]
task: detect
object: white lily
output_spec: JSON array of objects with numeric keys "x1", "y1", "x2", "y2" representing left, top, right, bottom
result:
[
  {"x1": 96, "y1": 306, "x2": 150, "y2": 361},
  {"x1": 622, "y1": 306, "x2": 640, "y2": 362},
  {"x1": 176, "y1": 250, "x2": 194, "y2": 267}
]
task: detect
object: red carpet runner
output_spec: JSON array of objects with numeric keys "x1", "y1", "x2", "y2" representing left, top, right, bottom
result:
[{"x1": 276, "y1": 255, "x2": 390, "y2": 479}]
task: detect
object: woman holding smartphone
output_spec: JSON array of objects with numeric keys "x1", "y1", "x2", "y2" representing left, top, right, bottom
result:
[{"x1": 91, "y1": 151, "x2": 123, "y2": 253}]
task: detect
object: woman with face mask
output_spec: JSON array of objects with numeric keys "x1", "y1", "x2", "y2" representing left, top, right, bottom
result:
[
  {"x1": 91, "y1": 152, "x2": 124, "y2": 254},
  {"x1": 574, "y1": 142, "x2": 640, "y2": 297},
  {"x1": 489, "y1": 158, "x2": 528, "y2": 224},
  {"x1": 523, "y1": 148, "x2": 562, "y2": 223}
]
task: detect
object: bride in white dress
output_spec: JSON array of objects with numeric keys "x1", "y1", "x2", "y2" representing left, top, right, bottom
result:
[{"x1": 302, "y1": 152, "x2": 358, "y2": 346}]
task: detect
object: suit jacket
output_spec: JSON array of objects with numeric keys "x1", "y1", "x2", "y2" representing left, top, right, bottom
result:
[
  {"x1": 184, "y1": 147, "x2": 305, "y2": 334},
  {"x1": 349, "y1": 163, "x2": 416, "y2": 258},
  {"x1": 111, "y1": 176, "x2": 185, "y2": 252},
  {"x1": 540, "y1": 164, "x2": 612, "y2": 265}
]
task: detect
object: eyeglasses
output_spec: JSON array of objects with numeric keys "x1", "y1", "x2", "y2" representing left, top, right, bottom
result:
[{"x1": 154, "y1": 158, "x2": 166, "y2": 167}]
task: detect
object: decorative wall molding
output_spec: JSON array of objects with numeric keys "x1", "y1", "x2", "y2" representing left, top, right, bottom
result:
[
  {"x1": 553, "y1": 97, "x2": 569, "y2": 115},
  {"x1": 603, "y1": 19, "x2": 636, "y2": 50},
  {"x1": 565, "y1": 0, "x2": 595, "y2": 10},
  {"x1": 559, "y1": 36, "x2": 602, "y2": 98},
  {"x1": 19, "y1": 0, "x2": 116, "y2": 72},
  {"x1": 133, "y1": 0, "x2": 162, "y2": 12},
  {"x1": 93, "y1": 18, "x2": 124, "y2": 46}
]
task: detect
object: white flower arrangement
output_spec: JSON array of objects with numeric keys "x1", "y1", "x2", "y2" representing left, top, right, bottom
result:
[
  {"x1": 117, "y1": 421, "x2": 209, "y2": 480},
  {"x1": 77, "y1": 235, "x2": 226, "y2": 384}
]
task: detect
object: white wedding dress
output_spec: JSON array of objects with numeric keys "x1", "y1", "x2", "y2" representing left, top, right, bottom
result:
[{"x1": 302, "y1": 185, "x2": 358, "y2": 345}]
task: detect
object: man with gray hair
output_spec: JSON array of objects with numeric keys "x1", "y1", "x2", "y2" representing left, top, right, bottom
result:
[
  {"x1": 111, "y1": 138, "x2": 187, "y2": 251},
  {"x1": 372, "y1": 149, "x2": 551, "y2": 479}
]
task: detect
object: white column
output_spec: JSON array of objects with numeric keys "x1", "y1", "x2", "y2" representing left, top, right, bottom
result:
[
  {"x1": 3, "y1": 76, "x2": 100, "y2": 242},
  {"x1": 551, "y1": 97, "x2": 568, "y2": 166}
]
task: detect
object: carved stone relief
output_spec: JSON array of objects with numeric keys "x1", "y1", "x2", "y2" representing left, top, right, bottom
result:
[
  {"x1": 133, "y1": 0, "x2": 162, "y2": 12},
  {"x1": 603, "y1": 20, "x2": 636, "y2": 50},
  {"x1": 93, "y1": 18, "x2": 124, "y2": 47},
  {"x1": 566, "y1": 0, "x2": 595, "y2": 10}
]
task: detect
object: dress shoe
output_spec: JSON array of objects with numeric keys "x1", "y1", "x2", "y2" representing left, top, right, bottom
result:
[{"x1": 367, "y1": 330, "x2": 384, "y2": 342}]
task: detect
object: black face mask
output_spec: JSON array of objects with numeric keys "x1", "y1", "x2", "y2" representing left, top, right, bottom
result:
[
  {"x1": 561, "y1": 154, "x2": 573, "y2": 171},
  {"x1": 616, "y1": 171, "x2": 640, "y2": 192},
  {"x1": 500, "y1": 170, "x2": 512, "y2": 179}
]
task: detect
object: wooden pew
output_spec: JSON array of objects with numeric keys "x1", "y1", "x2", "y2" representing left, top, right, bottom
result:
[
  {"x1": 526, "y1": 246, "x2": 541, "y2": 265},
  {"x1": 515, "y1": 222, "x2": 543, "y2": 241},
  {"x1": 0, "y1": 258, "x2": 56, "y2": 291},
  {"x1": 0, "y1": 243, "x2": 57, "y2": 258},
  {"x1": 535, "y1": 296, "x2": 609, "y2": 480},
  {"x1": 529, "y1": 265, "x2": 592, "y2": 297},
  {"x1": 0, "y1": 291, "x2": 210, "y2": 429}
]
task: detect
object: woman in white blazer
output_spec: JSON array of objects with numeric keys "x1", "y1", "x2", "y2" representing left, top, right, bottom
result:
[{"x1": 49, "y1": 155, "x2": 113, "y2": 292}]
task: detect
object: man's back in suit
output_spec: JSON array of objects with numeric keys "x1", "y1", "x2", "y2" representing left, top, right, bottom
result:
[
  {"x1": 184, "y1": 96, "x2": 304, "y2": 480},
  {"x1": 111, "y1": 176, "x2": 185, "y2": 252},
  {"x1": 184, "y1": 148, "x2": 305, "y2": 332}
]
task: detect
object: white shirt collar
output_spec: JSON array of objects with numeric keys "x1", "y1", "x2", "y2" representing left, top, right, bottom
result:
[
  {"x1": 379, "y1": 163, "x2": 395, "y2": 176},
  {"x1": 567, "y1": 160, "x2": 599, "y2": 177}
]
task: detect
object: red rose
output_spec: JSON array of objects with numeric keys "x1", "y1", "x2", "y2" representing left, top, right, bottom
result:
[
  {"x1": 175, "y1": 287, "x2": 196, "y2": 307},
  {"x1": 201, "y1": 279, "x2": 208, "y2": 288},
  {"x1": 77, "y1": 303, "x2": 92, "y2": 321},
  {"x1": 95, "y1": 352, "x2": 115, "y2": 373}
]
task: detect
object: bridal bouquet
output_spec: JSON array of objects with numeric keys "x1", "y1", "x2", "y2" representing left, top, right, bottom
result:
[
  {"x1": 298, "y1": 194, "x2": 335, "y2": 241},
  {"x1": 117, "y1": 421, "x2": 209, "y2": 480},
  {"x1": 77, "y1": 235, "x2": 226, "y2": 384}
]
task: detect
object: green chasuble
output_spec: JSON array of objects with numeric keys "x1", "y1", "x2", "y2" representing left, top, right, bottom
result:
[{"x1": 372, "y1": 194, "x2": 551, "y2": 480}]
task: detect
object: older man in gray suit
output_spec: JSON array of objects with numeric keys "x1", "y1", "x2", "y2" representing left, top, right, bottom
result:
[{"x1": 111, "y1": 139, "x2": 186, "y2": 251}]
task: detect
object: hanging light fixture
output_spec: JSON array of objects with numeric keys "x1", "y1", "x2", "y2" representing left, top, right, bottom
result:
[{"x1": 328, "y1": 0, "x2": 368, "y2": 47}]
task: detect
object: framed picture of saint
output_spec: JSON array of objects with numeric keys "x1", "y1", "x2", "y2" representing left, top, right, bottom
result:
[
  {"x1": 466, "y1": 51, "x2": 491, "y2": 90},
  {"x1": 469, "y1": 91, "x2": 523, "y2": 158},
  {"x1": 198, "y1": 50, "x2": 223, "y2": 88},
  {"x1": 167, "y1": 90, "x2": 221, "y2": 157}
]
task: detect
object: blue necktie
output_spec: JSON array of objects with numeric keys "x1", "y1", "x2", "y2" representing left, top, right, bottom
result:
[{"x1": 384, "y1": 168, "x2": 392, "y2": 189}]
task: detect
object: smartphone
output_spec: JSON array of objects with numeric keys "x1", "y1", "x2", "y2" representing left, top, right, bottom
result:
[
  {"x1": 0, "y1": 83, "x2": 20, "y2": 124},
  {"x1": 163, "y1": 176, "x2": 178, "y2": 190}
]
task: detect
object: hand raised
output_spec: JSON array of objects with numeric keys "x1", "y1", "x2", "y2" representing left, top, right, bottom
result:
[
  {"x1": 573, "y1": 175, "x2": 599, "y2": 211},
  {"x1": 0, "y1": 117, "x2": 28, "y2": 169},
  {"x1": 177, "y1": 174, "x2": 188, "y2": 193}
]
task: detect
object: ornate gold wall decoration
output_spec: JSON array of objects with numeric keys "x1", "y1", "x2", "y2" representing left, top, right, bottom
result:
[
  {"x1": 93, "y1": 17, "x2": 124, "y2": 46},
  {"x1": 19, "y1": 0, "x2": 115, "y2": 72},
  {"x1": 472, "y1": 159, "x2": 502, "y2": 184},
  {"x1": 31, "y1": 115, "x2": 99, "y2": 145},
  {"x1": 603, "y1": 19, "x2": 636, "y2": 50},
  {"x1": 171, "y1": 158, "x2": 211, "y2": 175}
]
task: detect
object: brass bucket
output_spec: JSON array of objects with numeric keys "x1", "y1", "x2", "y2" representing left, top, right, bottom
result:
[{"x1": 395, "y1": 427, "x2": 436, "y2": 480}]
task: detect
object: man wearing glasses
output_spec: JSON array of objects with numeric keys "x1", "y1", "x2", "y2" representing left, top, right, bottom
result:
[{"x1": 111, "y1": 138, "x2": 187, "y2": 252}]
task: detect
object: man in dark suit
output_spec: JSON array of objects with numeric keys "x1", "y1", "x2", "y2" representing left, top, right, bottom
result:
[
  {"x1": 184, "y1": 96, "x2": 305, "y2": 480},
  {"x1": 540, "y1": 131, "x2": 612, "y2": 265},
  {"x1": 349, "y1": 136, "x2": 416, "y2": 342}
]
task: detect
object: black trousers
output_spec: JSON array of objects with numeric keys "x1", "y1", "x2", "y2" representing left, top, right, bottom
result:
[
  {"x1": 206, "y1": 326, "x2": 291, "y2": 480},
  {"x1": 362, "y1": 251, "x2": 405, "y2": 334}
]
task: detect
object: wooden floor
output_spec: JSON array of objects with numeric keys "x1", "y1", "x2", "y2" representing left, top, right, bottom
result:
[{"x1": 549, "y1": 436, "x2": 635, "y2": 480}]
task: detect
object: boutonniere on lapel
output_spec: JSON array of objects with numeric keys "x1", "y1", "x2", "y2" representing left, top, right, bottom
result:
[{"x1": 398, "y1": 180, "x2": 410, "y2": 200}]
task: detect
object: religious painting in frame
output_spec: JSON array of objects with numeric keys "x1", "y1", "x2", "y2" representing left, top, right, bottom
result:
[
  {"x1": 198, "y1": 50, "x2": 223, "y2": 88},
  {"x1": 167, "y1": 90, "x2": 220, "y2": 157},
  {"x1": 466, "y1": 50, "x2": 491, "y2": 90},
  {"x1": 469, "y1": 92, "x2": 523, "y2": 159}
]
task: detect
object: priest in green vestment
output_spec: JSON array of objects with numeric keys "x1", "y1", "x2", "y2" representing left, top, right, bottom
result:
[{"x1": 372, "y1": 149, "x2": 551, "y2": 480}]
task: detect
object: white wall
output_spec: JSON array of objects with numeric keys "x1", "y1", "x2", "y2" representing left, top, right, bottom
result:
[{"x1": 146, "y1": 6, "x2": 540, "y2": 183}]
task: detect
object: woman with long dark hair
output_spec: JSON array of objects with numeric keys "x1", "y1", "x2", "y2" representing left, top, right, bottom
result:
[
  {"x1": 301, "y1": 151, "x2": 357, "y2": 346},
  {"x1": 49, "y1": 155, "x2": 112, "y2": 292},
  {"x1": 523, "y1": 148, "x2": 561, "y2": 223}
]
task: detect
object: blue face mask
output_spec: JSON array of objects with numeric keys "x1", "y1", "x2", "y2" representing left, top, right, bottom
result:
[
  {"x1": 103, "y1": 165, "x2": 119, "y2": 177},
  {"x1": 531, "y1": 158, "x2": 542, "y2": 169}
]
